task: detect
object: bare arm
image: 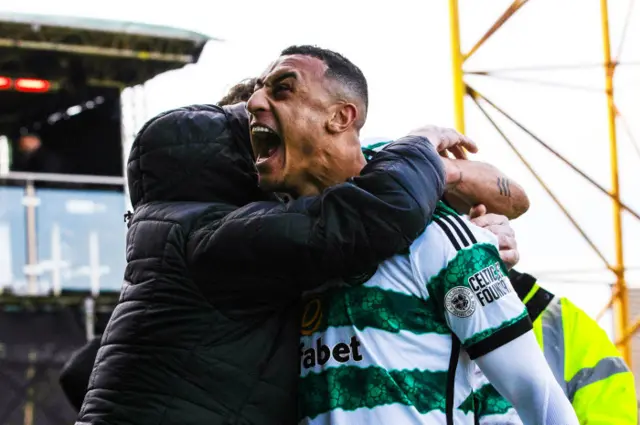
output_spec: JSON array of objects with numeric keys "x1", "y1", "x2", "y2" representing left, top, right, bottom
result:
[{"x1": 442, "y1": 158, "x2": 529, "y2": 219}]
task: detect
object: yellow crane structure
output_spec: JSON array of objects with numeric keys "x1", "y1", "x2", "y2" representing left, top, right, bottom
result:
[{"x1": 448, "y1": 0, "x2": 639, "y2": 366}]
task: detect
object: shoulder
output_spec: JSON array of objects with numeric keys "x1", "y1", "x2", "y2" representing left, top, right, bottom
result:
[
  {"x1": 409, "y1": 204, "x2": 500, "y2": 280},
  {"x1": 132, "y1": 201, "x2": 229, "y2": 235},
  {"x1": 431, "y1": 203, "x2": 499, "y2": 248}
]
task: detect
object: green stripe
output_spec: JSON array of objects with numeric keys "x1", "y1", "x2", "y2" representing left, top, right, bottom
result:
[
  {"x1": 299, "y1": 366, "x2": 475, "y2": 419},
  {"x1": 460, "y1": 383, "x2": 513, "y2": 418},
  {"x1": 463, "y1": 310, "x2": 528, "y2": 348},
  {"x1": 434, "y1": 201, "x2": 460, "y2": 218},
  {"x1": 426, "y1": 243, "x2": 508, "y2": 318},
  {"x1": 362, "y1": 141, "x2": 391, "y2": 151},
  {"x1": 301, "y1": 285, "x2": 449, "y2": 336}
]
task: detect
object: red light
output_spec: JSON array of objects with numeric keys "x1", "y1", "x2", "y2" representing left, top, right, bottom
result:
[
  {"x1": 15, "y1": 78, "x2": 50, "y2": 93},
  {"x1": 0, "y1": 76, "x2": 10, "y2": 90}
]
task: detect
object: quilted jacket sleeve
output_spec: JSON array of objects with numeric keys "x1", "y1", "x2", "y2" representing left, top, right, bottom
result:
[
  {"x1": 59, "y1": 336, "x2": 102, "y2": 412},
  {"x1": 189, "y1": 135, "x2": 445, "y2": 289}
]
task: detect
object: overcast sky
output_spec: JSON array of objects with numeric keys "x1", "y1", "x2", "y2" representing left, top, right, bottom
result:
[{"x1": 2, "y1": 0, "x2": 638, "y2": 334}]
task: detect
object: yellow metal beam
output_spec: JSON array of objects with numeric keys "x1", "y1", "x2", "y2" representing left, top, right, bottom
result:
[
  {"x1": 463, "y1": 0, "x2": 530, "y2": 62},
  {"x1": 449, "y1": 0, "x2": 466, "y2": 134},
  {"x1": 616, "y1": 316, "x2": 640, "y2": 346},
  {"x1": 600, "y1": 0, "x2": 630, "y2": 365},
  {"x1": 454, "y1": 0, "x2": 638, "y2": 360},
  {"x1": 473, "y1": 90, "x2": 640, "y2": 221},
  {"x1": 470, "y1": 87, "x2": 613, "y2": 272}
]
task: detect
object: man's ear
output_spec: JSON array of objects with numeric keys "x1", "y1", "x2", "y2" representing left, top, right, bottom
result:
[{"x1": 326, "y1": 103, "x2": 358, "y2": 134}]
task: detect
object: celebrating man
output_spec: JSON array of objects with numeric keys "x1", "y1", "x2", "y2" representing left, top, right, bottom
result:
[{"x1": 246, "y1": 45, "x2": 577, "y2": 424}]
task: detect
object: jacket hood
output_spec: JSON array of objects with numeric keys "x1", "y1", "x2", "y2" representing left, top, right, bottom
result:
[{"x1": 127, "y1": 103, "x2": 270, "y2": 208}]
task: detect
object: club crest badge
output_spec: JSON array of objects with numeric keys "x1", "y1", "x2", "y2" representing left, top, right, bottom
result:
[{"x1": 444, "y1": 286, "x2": 477, "y2": 318}]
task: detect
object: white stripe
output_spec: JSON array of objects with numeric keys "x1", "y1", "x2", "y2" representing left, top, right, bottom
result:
[
  {"x1": 459, "y1": 217, "x2": 499, "y2": 246},
  {"x1": 300, "y1": 401, "x2": 475, "y2": 425},
  {"x1": 300, "y1": 326, "x2": 452, "y2": 378},
  {"x1": 362, "y1": 254, "x2": 428, "y2": 298},
  {"x1": 479, "y1": 410, "x2": 522, "y2": 425}
]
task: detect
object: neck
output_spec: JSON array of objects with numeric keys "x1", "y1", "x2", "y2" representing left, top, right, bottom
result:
[{"x1": 294, "y1": 137, "x2": 367, "y2": 197}]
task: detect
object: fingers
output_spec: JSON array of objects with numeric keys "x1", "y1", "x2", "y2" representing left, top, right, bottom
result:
[
  {"x1": 442, "y1": 128, "x2": 476, "y2": 146},
  {"x1": 408, "y1": 126, "x2": 478, "y2": 158},
  {"x1": 442, "y1": 129, "x2": 478, "y2": 158},
  {"x1": 449, "y1": 145, "x2": 468, "y2": 160},
  {"x1": 472, "y1": 214, "x2": 519, "y2": 269},
  {"x1": 470, "y1": 213, "x2": 509, "y2": 229},
  {"x1": 484, "y1": 223, "x2": 515, "y2": 239},
  {"x1": 495, "y1": 232, "x2": 517, "y2": 251},
  {"x1": 439, "y1": 146, "x2": 466, "y2": 160},
  {"x1": 468, "y1": 204, "x2": 487, "y2": 219},
  {"x1": 461, "y1": 137, "x2": 478, "y2": 154},
  {"x1": 499, "y1": 249, "x2": 519, "y2": 270}
]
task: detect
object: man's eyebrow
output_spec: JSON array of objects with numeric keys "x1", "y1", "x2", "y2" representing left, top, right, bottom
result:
[
  {"x1": 266, "y1": 71, "x2": 298, "y2": 86},
  {"x1": 254, "y1": 71, "x2": 297, "y2": 91}
]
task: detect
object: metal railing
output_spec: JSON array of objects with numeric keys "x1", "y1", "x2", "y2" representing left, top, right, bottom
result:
[{"x1": 0, "y1": 171, "x2": 127, "y2": 297}]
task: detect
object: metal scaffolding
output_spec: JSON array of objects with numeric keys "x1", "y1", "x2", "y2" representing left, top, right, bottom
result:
[{"x1": 448, "y1": 0, "x2": 639, "y2": 366}]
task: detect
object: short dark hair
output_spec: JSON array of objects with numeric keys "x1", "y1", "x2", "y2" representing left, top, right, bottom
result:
[
  {"x1": 217, "y1": 78, "x2": 257, "y2": 106},
  {"x1": 280, "y1": 45, "x2": 368, "y2": 128}
]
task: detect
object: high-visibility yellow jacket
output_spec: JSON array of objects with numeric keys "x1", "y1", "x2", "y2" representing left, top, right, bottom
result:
[{"x1": 510, "y1": 269, "x2": 637, "y2": 425}]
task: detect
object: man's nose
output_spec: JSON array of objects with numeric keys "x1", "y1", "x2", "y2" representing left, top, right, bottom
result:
[{"x1": 247, "y1": 88, "x2": 268, "y2": 118}]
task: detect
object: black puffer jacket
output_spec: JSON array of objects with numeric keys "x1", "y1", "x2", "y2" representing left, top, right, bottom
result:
[{"x1": 75, "y1": 103, "x2": 445, "y2": 425}]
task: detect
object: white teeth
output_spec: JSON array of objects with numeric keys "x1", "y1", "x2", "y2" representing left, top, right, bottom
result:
[{"x1": 252, "y1": 126, "x2": 273, "y2": 134}]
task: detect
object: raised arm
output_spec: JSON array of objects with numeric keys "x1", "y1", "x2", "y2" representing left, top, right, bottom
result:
[
  {"x1": 360, "y1": 127, "x2": 529, "y2": 219},
  {"x1": 189, "y1": 135, "x2": 445, "y2": 288},
  {"x1": 443, "y1": 158, "x2": 529, "y2": 219}
]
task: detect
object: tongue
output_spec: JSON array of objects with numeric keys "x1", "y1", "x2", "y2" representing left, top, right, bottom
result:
[{"x1": 257, "y1": 146, "x2": 278, "y2": 164}]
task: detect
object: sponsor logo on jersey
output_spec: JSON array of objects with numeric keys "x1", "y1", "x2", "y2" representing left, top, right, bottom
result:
[
  {"x1": 467, "y1": 262, "x2": 513, "y2": 307},
  {"x1": 301, "y1": 298, "x2": 323, "y2": 336},
  {"x1": 299, "y1": 296, "x2": 364, "y2": 369},
  {"x1": 444, "y1": 286, "x2": 477, "y2": 317},
  {"x1": 300, "y1": 336, "x2": 363, "y2": 369}
]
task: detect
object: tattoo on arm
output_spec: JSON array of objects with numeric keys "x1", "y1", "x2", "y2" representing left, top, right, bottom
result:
[{"x1": 497, "y1": 177, "x2": 511, "y2": 197}]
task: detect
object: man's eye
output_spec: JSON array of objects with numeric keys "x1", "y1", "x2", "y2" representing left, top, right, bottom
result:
[{"x1": 274, "y1": 84, "x2": 291, "y2": 93}]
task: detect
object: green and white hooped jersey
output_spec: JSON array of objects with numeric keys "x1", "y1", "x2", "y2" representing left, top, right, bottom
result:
[{"x1": 298, "y1": 203, "x2": 532, "y2": 424}]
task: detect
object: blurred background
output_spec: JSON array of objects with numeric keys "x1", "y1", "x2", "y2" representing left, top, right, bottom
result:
[{"x1": 0, "y1": 0, "x2": 637, "y2": 423}]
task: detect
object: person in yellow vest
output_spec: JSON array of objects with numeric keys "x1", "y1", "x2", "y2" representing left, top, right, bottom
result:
[{"x1": 471, "y1": 267, "x2": 637, "y2": 425}]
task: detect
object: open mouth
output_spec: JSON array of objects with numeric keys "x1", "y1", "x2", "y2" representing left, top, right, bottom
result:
[{"x1": 251, "y1": 124, "x2": 283, "y2": 165}]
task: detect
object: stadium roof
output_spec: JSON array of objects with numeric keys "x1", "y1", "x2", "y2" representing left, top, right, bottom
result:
[
  {"x1": 0, "y1": 12, "x2": 219, "y2": 86},
  {"x1": 0, "y1": 12, "x2": 217, "y2": 44}
]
